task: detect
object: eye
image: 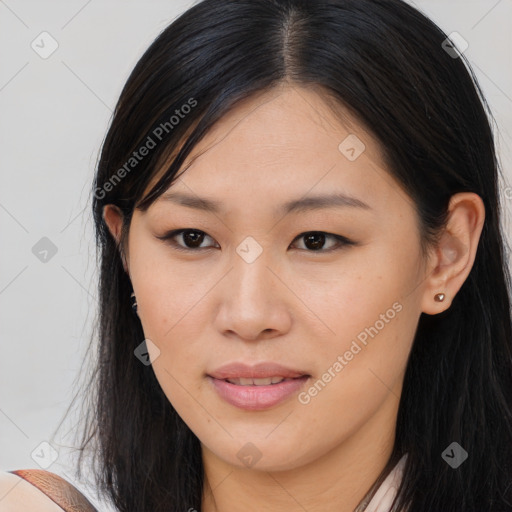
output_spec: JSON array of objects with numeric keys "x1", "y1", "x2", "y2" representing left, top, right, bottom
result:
[
  {"x1": 290, "y1": 231, "x2": 354, "y2": 252},
  {"x1": 156, "y1": 229, "x2": 219, "y2": 251},
  {"x1": 156, "y1": 228, "x2": 355, "y2": 253}
]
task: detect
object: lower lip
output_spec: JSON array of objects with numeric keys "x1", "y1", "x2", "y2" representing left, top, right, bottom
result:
[{"x1": 207, "y1": 375, "x2": 310, "y2": 411}]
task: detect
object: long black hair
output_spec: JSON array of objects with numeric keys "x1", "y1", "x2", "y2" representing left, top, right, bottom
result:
[{"x1": 68, "y1": 0, "x2": 512, "y2": 510}]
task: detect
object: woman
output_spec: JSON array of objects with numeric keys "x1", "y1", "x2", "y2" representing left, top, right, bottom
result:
[{"x1": 3, "y1": 0, "x2": 511, "y2": 510}]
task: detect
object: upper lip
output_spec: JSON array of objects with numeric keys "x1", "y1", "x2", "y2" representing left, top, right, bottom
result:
[{"x1": 208, "y1": 362, "x2": 310, "y2": 380}]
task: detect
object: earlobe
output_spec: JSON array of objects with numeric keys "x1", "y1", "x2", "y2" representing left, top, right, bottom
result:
[
  {"x1": 421, "y1": 192, "x2": 485, "y2": 315},
  {"x1": 103, "y1": 204, "x2": 129, "y2": 272}
]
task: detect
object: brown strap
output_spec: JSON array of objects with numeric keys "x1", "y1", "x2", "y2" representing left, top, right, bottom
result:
[{"x1": 8, "y1": 469, "x2": 98, "y2": 512}]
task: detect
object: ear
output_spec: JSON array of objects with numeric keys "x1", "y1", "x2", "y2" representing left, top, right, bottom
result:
[
  {"x1": 103, "y1": 204, "x2": 129, "y2": 273},
  {"x1": 421, "y1": 192, "x2": 485, "y2": 315}
]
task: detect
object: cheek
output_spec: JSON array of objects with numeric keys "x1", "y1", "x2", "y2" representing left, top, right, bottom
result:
[
  {"x1": 298, "y1": 241, "x2": 423, "y2": 398},
  {"x1": 136, "y1": 274, "x2": 208, "y2": 374},
  {"x1": 127, "y1": 243, "x2": 207, "y2": 382},
  {"x1": 293, "y1": 287, "x2": 418, "y2": 458},
  {"x1": 129, "y1": 231, "x2": 204, "y2": 332},
  {"x1": 300, "y1": 241, "x2": 420, "y2": 342},
  {"x1": 135, "y1": 268, "x2": 209, "y2": 410}
]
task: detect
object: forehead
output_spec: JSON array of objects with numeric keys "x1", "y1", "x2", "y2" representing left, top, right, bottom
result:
[
  {"x1": 147, "y1": 84, "x2": 412, "y2": 218},
  {"x1": 184, "y1": 84, "x2": 383, "y2": 172}
]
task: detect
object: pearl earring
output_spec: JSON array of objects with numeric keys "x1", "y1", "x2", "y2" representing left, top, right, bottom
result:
[{"x1": 434, "y1": 293, "x2": 445, "y2": 302}]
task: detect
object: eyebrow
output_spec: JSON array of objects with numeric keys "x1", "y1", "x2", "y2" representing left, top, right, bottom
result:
[{"x1": 158, "y1": 191, "x2": 371, "y2": 216}]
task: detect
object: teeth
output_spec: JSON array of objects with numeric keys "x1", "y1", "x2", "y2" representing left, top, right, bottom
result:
[{"x1": 226, "y1": 376, "x2": 290, "y2": 386}]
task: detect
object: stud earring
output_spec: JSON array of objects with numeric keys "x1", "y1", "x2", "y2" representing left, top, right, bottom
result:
[
  {"x1": 130, "y1": 291, "x2": 138, "y2": 314},
  {"x1": 434, "y1": 293, "x2": 445, "y2": 302}
]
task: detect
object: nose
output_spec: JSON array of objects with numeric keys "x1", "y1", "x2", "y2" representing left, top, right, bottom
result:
[{"x1": 213, "y1": 250, "x2": 293, "y2": 342}]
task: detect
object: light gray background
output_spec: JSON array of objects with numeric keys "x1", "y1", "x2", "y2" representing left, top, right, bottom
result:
[{"x1": 1, "y1": 1, "x2": 511, "y2": 510}]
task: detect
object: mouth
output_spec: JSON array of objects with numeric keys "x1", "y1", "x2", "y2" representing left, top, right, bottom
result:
[
  {"x1": 206, "y1": 361, "x2": 311, "y2": 410},
  {"x1": 207, "y1": 371, "x2": 311, "y2": 411}
]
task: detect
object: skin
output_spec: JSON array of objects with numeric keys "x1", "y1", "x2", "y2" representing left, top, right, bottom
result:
[{"x1": 103, "y1": 83, "x2": 485, "y2": 512}]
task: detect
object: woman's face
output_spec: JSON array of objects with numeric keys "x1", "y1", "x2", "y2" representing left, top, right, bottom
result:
[{"x1": 117, "y1": 85, "x2": 432, "y2": 472}]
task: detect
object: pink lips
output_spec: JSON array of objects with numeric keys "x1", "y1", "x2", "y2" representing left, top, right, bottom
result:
[{"x1": 207, "y1": 362, "x2": 310, "y2": 410}]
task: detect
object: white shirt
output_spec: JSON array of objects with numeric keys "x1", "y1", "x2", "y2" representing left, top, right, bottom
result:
[{"x1": 364, "y1": 455, "x2": 407, "y2": 512}]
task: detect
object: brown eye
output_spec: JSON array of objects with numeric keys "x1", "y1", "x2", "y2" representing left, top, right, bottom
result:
[
  {"x1": 291, "y1": 231, "x2": 353, "y2": 252},
  {"x1": 303, "y1": 232, "x2": 327, "y2": 251},
  {"x1": 156, "y1": 229, "x2": 218, "y2": 251},
  {"x1": 180, "y1": 230, "x2": 206, "y2": 248}
]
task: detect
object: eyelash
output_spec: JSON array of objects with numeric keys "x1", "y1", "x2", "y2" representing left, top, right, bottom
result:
[{"x1": 155, "y1": 229, "x2": 355, "y2": 254}]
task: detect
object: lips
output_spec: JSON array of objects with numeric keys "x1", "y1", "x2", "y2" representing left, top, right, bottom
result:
[
  {"x1": 207, "y1": 362, "x2": 311, "y2": 409},
  {"x1": 208, "y1": 362, "x2": 310, "y2": 381},
  {"x1": 208, "y1": 374, "x2": 311, "y2": 410}
]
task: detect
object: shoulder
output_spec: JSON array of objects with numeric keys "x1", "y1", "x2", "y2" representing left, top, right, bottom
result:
[{"x1": 0, "y1": 470, "x2": 64, "y2": 511}]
